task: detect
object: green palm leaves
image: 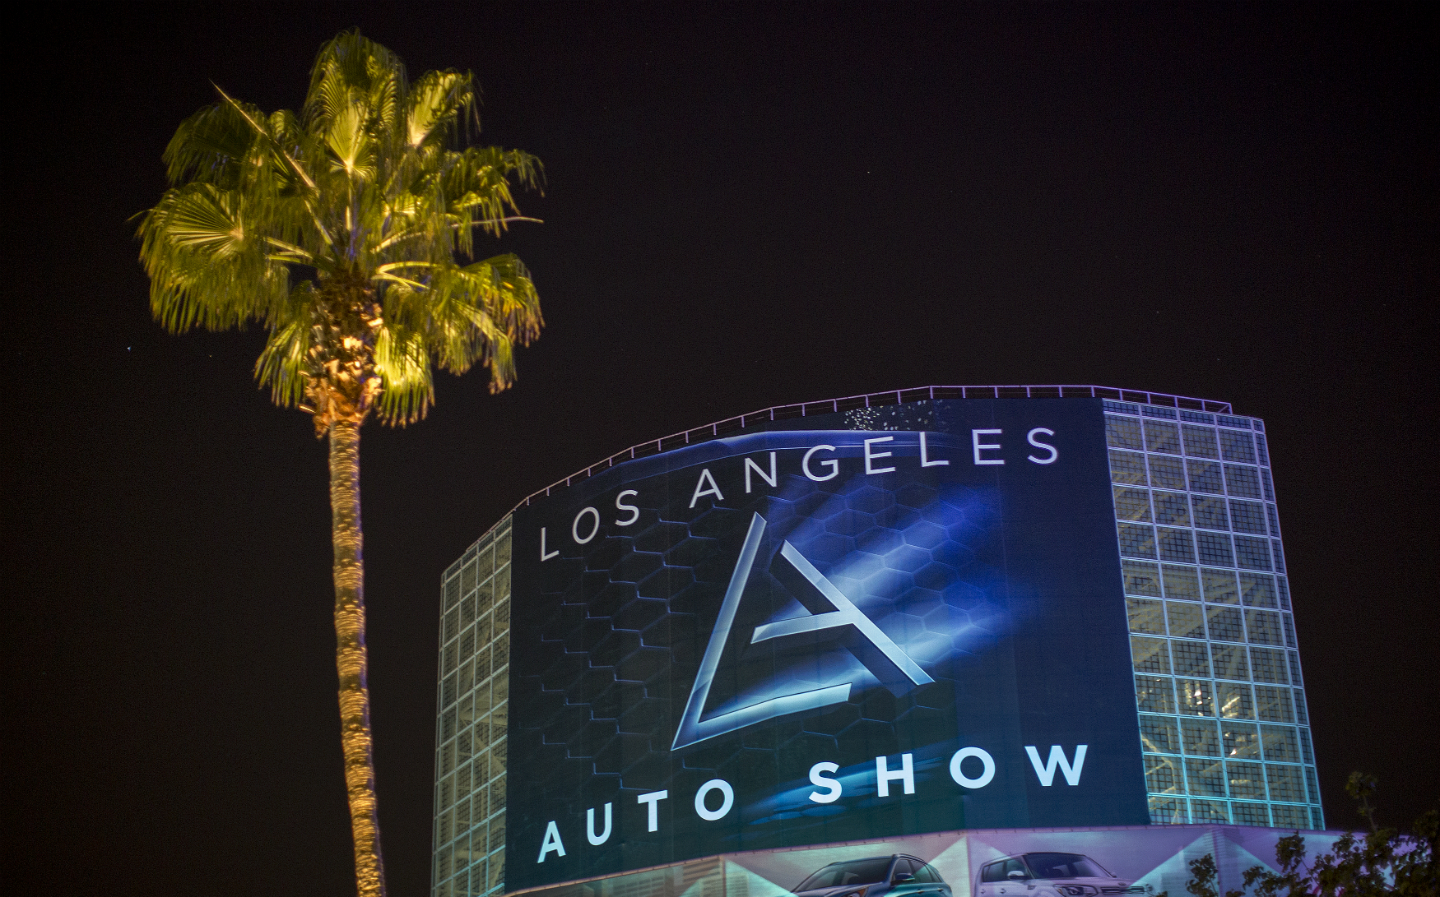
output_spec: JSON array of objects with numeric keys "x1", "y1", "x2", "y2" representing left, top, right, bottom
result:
[{"x1": 139, "y1": 29, "x2": 542, "y2": 427}]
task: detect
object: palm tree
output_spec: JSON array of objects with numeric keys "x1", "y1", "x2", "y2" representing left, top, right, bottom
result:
[{"x1": 137, "y1": 31, "x2": 542, "y2": 897}]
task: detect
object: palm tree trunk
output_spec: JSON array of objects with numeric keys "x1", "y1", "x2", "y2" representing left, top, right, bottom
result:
[{"x1": 329, "y1": 418, "x2": 387, "y2": 897}]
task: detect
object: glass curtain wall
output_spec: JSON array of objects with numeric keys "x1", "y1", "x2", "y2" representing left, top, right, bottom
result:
[
  {"x1": 1104, "y1": 400, "x2": 1323, "y2": 829},
  {"x1": 433, "y1": 518, "x2": 513, "y2": 897}
]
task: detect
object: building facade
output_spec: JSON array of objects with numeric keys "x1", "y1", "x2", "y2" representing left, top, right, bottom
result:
[{"x1": 430, "y1": 386, "x2": 1324, "y2": 897}]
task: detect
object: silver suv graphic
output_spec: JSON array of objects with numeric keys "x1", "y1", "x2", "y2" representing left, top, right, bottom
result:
[{"x1": 976, "y1": 853, "x2": 1141, "y2": 897}]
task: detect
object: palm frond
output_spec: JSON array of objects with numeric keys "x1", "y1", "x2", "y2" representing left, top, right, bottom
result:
[{"x1": 140, "y1": 29, "x2": 543, "y2": 427}]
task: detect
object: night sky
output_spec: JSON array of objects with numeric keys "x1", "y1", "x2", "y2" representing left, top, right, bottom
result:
[{"x1": 4, "y1": 5, "x2": 1437, "y2": 896}]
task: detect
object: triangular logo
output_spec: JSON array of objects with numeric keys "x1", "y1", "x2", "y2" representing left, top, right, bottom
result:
[{"x1": 672, "y1": 512, "x2": 933, "y2": 750}]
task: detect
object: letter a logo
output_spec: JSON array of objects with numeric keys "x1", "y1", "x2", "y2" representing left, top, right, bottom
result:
[{"x1": 672, "y1": 512, "x2": 932, "y2": 750}]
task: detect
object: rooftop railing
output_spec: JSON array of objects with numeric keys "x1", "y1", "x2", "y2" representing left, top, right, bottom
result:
[{"x1": 510, "y1": 384, "x2": 1230, "y2": 512}]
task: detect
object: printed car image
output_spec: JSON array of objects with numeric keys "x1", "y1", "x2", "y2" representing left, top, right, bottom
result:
[
  {"x1": 793, "y1": 855, "x2": 952, "y2": 897},
  {"x1": 975, "y1": 853, "x2": 1140, "y2": 897}
]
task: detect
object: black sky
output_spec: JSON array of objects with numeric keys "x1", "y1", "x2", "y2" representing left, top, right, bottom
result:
[{"x1": 4, "y1": 4, "x2": 1437, "y2": 897}]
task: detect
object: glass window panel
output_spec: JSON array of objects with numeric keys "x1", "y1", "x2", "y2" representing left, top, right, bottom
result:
[
  {"x1": 1182, "y1": 425, "x2": 1220, "y2": 459},
  {"x1": 1158, "y1": 528, "x2": 1196, "y2": 563},
  {"x1": 1261, "y1": 725, "x2": 1300, "y2": 763},
  {"x1": 1149, "y1": 795, "x2": 1188, "y2": 824},
  {"x1": 1227, "y1": 762, "x2": 1266, "y2": 800},
  {"x1": 475, "y1": 645, "x2": 492, "y2": 683},
  {"x1": 488, "y1": 848, "x2": 505, "y2": 890},
  {"x1": 461, "y1": 558, "x2": 478, "y2": 595},
  {"x1": 473, "y1": 679, "x2": 492, "y2": 719},
  {"x1": 1276, "y1": 577, "x2": 1291, "y2": 611},
  {"x1": 489, "y1": 802, "x2": 507, "y2": 853},
  {"x1": 457, "y1": 727, "x2": 473, "y2": 760},
  {"x1": 1196, "y1": 532, "x2": 1234, "y2": 567},
  {"x1": 442, "y1": 741, "x2": 455, "y2": 776},
  {"x1": 1246, "y1": 610, "x2": 1284, "y2": 646},
  {"x1": 1153, "y1": 492, "x2": 1190, "y2": 526},
  {"x1": 1215, "y1": 681, "x2": 1255, "y2": 719},
  {"x1": 1192, "y1": 495, "x2": 1229, "y2": 530},
  {"x1": 1266, "y1": 504, "x2": 1281, "y2": 536},
  {"x1": 1254, "y1": 433, "x2": 1270, "y2": 466},
  {"x1": 1267, "y1": 765, "x2": 1305, "y2": 803},
  {"x1": 1229, "y1": 501, "x2": 1267, "y2": 535},
  {"x1": 1250, "y1": 648, "x2": 1289, "y2": 684},
  {"x1": 1187, "y1": 460, "x2": 1225, "y2": 494},
  {"x1": 457, "y1": 761, "x2": 473, "y2": 798},
  {"x1": 1145, "y1": 755, "x2": 1185, "y2": 794},
  {"x1": 1163, "y1": 565, "x2": 1202, "y2": 602},
  {"x1": 1203, "y1": 568, "x2": 1240, "y2": 603},
  {"x1": 1207, "y1": 606, "x2": 1244, "y2": 641},
  {"x1": 1149, "y1": 456, "x2": 1187, "y2": 491},
  {"x1": 1261, "y1": 469, "x2": 1275, "y2": 501},
  {"x1": 496, "y1": 532, "x2": 512, "y2": 569},
  {"x1": 1191, "y1": 799, "x2": 1230, "y2": 823},
  {"x1": 1145, "y1": 420, "x2": 1181, "y2": 454},
  {"x1": 1211, "y1": 644, "x2": 1250, "y2": 680},
  {"x1": 1272, "y1": 803, "x2": 1308, "y2": 828},
  {"x1": 1166, "y1": 602, "x2": 1205, "y2": 639},
  {"x1": 476, "y1": 577, "x2": 494, "y2": 611},
  {"x1": 1123, "y1": 561, "x2": 1164, "y2": 596},
  {"x1": 1177, "y1": 678, "x2": 1214, "y2": 716},
  {"x1": 1181, "y1": 718, "x2": 1221, "y2": 756},
  {"x1": 1119, "y1": 523, "x2": 1157, "y2": 559},
  {"x1": 459, "y1": 660, "x2": 475, "y2": 697},
  {"x1": 1306, "y1": 766, "x2": 1320, "y2": 803},
  {"x1": 1280, "y1": 615, "x2": 1297, "y2": 648},
  {"x1": 444, "y1": 575, "x2": 461, "y2": 612},
  {"x1": 442, "y1": 707, "x2": 457, "y2": 742},
  {"x1": 1288, "y1": 651, "x2": 1304, "y2": 687},
  {"x1": 1255, "y1": 685, "x2": 1295, "y2": 722},
  {"x1": 442, "y1": 673, "x2": 458, "y2": 709},
  {"x1": 1113, "y1": 487, "x2": 1152, "y2": 522},
  {"x1": 1293, "y1": 690, "x2": 1309, "y2": 726},
  {"x1": 1225, "y1": 465, "x2": 1262, "y2": 499},
  {"x1": 1234, "y1": 536, "x2": 1273, "y2": 571},
  {"x1": 1172, "y1": 640, "x2": 1211, "y2": 677},
  {"x1": 1219, "y1": 430, "x2": 1257, "y2": 463},
  {"x1": 1132, "y1": 637, "x2": 1170, "y2": 673},
  {"x1": 1106, "y1": 416, "x2": 1143, "y2": 450},
  {"x1": 1137, "y1": 675, "x2": 1177, "y2": 713},
  {"x1": 1185, "y1": 757, "x2": 1226, "y2": 796},
  {"x1": 1139, "y1": 714, "x2": 1180, "y2": 754},
  {"x1": 495, "y1": 568, "x2": 512, "y2": 604},
  {"x1": 1127, "y1": 598, "x2": 1166, "y2": 634},
  {"x1": 1222, "y1": 721, "x2": 1261, "y2": 759},
  {"x1": 1273, "y1": 541, "x2": 1287, "y2": 574},
  {"x1": 1231, "y1": 801, "x2": 1271, "y2": 826},
  {"x1": 473, "y1": 783, "x2": 488, "y2": 821},
  {"x1": 1239, "y1": 574, "x2": 1278, "y2": 607},
  {"x1": 470, "y1": 859, "x2": 489, "y2": 897}
]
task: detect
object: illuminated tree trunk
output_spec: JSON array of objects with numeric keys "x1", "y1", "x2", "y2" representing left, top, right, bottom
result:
[{"x1": 329, "y1": 419, "x2": 387, "y2": 897}]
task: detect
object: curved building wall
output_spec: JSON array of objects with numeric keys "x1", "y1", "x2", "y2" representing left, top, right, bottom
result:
[{"x1": 430, "y1": 388, "x2": 1323, "y2": 897}]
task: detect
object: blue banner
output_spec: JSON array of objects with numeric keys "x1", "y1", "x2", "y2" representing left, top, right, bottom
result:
[{"x1": 506, "y1": 399, "x2": 1148, "y2": 890}]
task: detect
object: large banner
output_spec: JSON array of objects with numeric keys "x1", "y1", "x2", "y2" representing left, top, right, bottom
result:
[{"x1": 506, "y1": 399, "x2": 1149, "y2": 891}]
